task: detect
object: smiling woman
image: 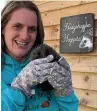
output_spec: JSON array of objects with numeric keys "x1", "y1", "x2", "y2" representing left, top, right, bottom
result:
[
  {"x1": 3, "y1": 8, "x2": 37, "y2": 62},
  {"x1": 1, "y1": 1, "x2": 79, "y2": 111}
]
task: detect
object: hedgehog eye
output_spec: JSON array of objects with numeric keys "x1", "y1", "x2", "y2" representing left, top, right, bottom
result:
[{"x1": 84, "y1": 40, "x2": 87, "y2": 43}]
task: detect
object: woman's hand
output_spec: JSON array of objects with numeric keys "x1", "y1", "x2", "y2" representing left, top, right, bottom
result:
[
  {"x1": 11, "y1": 55, "x2": 55, "y2": 98},
  {"x1": 48, "y1": 57, "x2": 73, "y2": 96}
]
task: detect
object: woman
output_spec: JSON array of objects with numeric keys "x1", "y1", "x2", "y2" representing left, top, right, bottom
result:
[{"x1": 1, "y1": 1, "x2": 79, "y2": 111}]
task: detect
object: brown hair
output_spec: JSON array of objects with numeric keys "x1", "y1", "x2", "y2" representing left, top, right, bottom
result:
[{"x1": 1, "y1": 1, "x2": 44, "y2": 51}]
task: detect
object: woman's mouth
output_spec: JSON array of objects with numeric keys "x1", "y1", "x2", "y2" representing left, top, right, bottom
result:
[{"x1": 15, "y1": 40, "x2": 28, "y2": 47}]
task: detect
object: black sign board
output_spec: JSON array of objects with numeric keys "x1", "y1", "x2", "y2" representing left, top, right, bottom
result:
[{"x1": 60, "y1": 13, "x2": 94, "y2": 53}]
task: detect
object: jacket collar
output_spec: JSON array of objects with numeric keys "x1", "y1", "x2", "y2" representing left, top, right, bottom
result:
[{"x1": 2, "y1": 52, "x2": 30, "y2": 68}]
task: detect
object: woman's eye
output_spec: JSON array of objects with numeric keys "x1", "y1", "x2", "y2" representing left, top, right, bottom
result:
[
  {"x1": 13, "y1": 24, "x2": 22, "y2": 30},
  {"x1": 29, "y1": 27, "x2": 37, "y2": 32}
]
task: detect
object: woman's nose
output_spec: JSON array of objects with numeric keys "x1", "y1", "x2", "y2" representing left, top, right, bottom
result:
[{"x1": 21, "y1": 29, "x2": 29, "y2": 40}]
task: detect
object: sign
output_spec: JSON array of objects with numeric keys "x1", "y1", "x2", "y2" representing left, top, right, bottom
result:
[{"x1": 60, "y1": 13, "x2": 94, "y2": 53}]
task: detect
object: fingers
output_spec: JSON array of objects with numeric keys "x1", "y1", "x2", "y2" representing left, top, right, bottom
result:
[
  {"x1": 33, "y1": 55, "x2": 54, "y2": 65},
  {"x1": 36, "y1": 68, "x2": 53, "y2": 76},
  {"x1": 52, "y1": 62, "x2": 71, "y2": 77},
  {"x1": 48, "y1": 76, "x2": 62, "y2": 88},
  {"x1": 38, "y1": 75, "x2": 49, "y2": 83},
  {"x1": 58, "y1": 57, "x2": 70, "y2": 71},
  {"x1": 35, "y1": 62, "x2": 56, "y2": 71},
  {"x1": 56, "y1": 66, "x2": 71, "y2": 77},
  {"x1": 21, "y1": 55, "x2": 54, "y2": 71},
  {"x1": 35, "y1": 69, "x2": 53, "y2": 83}
]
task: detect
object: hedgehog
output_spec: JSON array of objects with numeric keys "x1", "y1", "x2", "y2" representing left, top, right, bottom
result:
[
  {"x1": 79, "y1": 28, "x2": 93, "y2": 52},
  {"x1": 30, "y1": 44, "x2": 61, "y2": 91}
]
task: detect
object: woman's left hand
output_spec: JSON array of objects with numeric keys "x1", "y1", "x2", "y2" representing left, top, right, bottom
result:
[{"x1": 48, "y1": 57, "x2": 73, "y2": 96}]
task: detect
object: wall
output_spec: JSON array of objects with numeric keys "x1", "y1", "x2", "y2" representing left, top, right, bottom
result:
[{"x1": 34, "y1": 1, "x2": 97, "y2": 111}]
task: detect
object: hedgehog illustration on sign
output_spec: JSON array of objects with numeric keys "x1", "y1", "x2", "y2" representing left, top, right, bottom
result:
[{"x1": 79, "y1": 28, "x2": 93, "y2": 52}]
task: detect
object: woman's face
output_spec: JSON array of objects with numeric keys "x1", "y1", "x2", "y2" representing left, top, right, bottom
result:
[{"x1": 3, "y1": 8, "x2": 37, "y2": 62}]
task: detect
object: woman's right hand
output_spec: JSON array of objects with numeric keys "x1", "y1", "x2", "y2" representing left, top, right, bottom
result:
[{"x1": 11, "y1": 55, "x2": 54, "y2": 98}]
